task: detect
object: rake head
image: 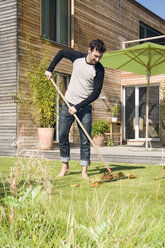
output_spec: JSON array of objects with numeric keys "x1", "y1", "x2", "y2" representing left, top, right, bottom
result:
[{"x1": 101, "y1": 171, "x2": 128, "y2": 182}]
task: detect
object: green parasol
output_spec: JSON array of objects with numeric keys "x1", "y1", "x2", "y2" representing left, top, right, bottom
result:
[{"x1": 100, "y1": 42, "x2": 165, "y2": 149}]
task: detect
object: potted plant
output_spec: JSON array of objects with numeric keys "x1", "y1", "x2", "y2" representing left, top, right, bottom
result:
[
  {"x1": 91, "y1": 119, "x2": 109, "y2": 147},
  {"x1": 16, "y1": 38, "x2": 58, "y2": 150},
  {"x1": 107, "y1": 139, "x2": 114, "y2": 147},
  {"x1": 112, "y1": 104, "x2": 118, "y2": 122}
]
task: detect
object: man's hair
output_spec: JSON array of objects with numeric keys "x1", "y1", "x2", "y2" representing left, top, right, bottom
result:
[{"x1": 89, "y1": 39, "x2": 106, "y2": 53}]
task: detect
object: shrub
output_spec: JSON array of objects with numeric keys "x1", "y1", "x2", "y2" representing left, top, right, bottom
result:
[
  {"x1": 14, "y1": 37, "x2": 58, "y2": 128},
  {"x1": 91, "y1": 119, "x2": 109, "y2": 137}
]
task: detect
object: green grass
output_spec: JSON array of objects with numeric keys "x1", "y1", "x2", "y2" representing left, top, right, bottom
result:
[{"x1": 0, "y1": 156, "x2": 165, "y2": 247}]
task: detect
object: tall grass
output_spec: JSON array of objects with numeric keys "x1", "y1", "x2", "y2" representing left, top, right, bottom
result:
[
  {"x1": 0, "y1": 188, "x2": 164, "y2": 247},
  {"x1": 0, "y1": 153, "x2": 165, "y2": 247}
]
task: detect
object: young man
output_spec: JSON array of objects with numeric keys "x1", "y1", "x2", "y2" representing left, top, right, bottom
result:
[{"x1": 45, "y1": 39, "x2": 106, "y2": 179}]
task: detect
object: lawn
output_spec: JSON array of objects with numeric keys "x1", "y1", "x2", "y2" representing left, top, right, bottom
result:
[{"x1": 0, "y1": 156, "x2": 165, "y2": 247}]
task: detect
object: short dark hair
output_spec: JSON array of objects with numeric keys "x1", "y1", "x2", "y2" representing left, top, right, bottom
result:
[{"x1": 89, "y1": 39, "x2": 106, "y2": 53}]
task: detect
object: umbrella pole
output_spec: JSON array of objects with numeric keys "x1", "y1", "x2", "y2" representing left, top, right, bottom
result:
[{"x1": 145, "y1": 72, "x2": 150, "y2": 150}]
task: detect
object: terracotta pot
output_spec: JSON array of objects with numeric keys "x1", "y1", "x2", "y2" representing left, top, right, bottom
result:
[
  {"x1": 37, "y1": 128, "x2": 54, "y2": 150},
  {"x1": 92, "y1": 134, "x2": 104, "y2": 147}
]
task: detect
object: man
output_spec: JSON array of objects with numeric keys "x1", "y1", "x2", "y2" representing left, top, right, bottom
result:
[{"x1": 45, "y1": 39, "x2": 106, "y2": 179}]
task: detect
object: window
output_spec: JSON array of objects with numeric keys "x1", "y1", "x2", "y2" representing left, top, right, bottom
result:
[
  {"x1": 140, "y1": 22, "x2": 165, "y2": 45},
  {"x1": 41, "y1": 0, "x2": 71, "y2": 47}
]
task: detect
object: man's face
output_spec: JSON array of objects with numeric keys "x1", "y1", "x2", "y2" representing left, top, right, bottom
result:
[{"x1": 87, "y1": 48, "x2": 103, "y2": 64}]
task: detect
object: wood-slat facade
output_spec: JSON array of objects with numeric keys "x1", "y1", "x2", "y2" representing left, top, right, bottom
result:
[
  {"x1": 0, "y1": 0, "x2": 165, "y2": 156},
  {"x1": 0, "y1": 0, "x2": 18, "y2": 156}
]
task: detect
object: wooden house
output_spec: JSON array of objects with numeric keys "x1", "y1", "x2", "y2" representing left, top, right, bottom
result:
[{"x1": 0, "y1": 0, "x2": 165, "y2": 156}]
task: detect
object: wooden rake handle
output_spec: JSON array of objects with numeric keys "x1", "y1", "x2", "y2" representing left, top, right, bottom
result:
[{"x1": 50, "y1": 78, "x2": 112, "y2": 174}]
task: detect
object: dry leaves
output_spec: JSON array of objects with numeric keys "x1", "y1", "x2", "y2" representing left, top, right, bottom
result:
[
  {"x1": 126, "y1": 173, "x2": 137, "y2": 179},
  {"x1": 89, "y1": 181, "x2": 100, "y2": 187},
  {"x1": 101, "y1": 172, "x2": 137, "y2": 182},
  {"x1": 154, "y1": 176, "x2": 165, "y2": 180},
  {"x1": 101, "y1": 171, "x2": 126, "y2": 181},
  {"x1": 69, "y1": 172, "x2": 137, "y2": 189},
  {"x1": 69, "y1": 184, "x2": 80, "y2": 188}
]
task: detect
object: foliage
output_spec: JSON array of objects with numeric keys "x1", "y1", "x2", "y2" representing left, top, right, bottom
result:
[
  {"x1": 161, "y1": 120, "x2": 165, "y2": 129},
  {"x1": 107, "y1": 139, "x2": 114, "y2": 146},
  {"x1": 15, "y1": 37, "x2": 58, "y2": 127},
  {"x1": 112, "y1": 103, "x2": 118, "y2": 117},
  {"x1": 91, "y1": 119, "x2": 109, "y2": 137},
  {"x1": 0, "y1": 152, "x2": 54, "y2": 247},
  {"x1": 0, "y1": 157, "x2": 165, "y2": 247}
]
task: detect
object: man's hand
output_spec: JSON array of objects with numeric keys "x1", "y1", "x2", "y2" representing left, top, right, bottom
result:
[
  {"x1": 45, "y1": 70, "x2": 52, "y2": 80},
  {"x1": 68, "y1": 106, "x2": 77, "y2": 115}
]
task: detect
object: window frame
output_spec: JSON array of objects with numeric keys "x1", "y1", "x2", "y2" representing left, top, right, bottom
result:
[
  {"x1": 139, "y1": 22, "x2": 165, "y2": 45},
  {"x1": 41, "y1": 0, "x2": 73, "y2": 48}
]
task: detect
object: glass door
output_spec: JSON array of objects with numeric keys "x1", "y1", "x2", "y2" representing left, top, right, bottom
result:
[
  {"x1": 125, "y1": 87, "x2": 135, "y2": 139},
  {"x1": 139, "y1": 86, "x2": 159, "y2": 138},
  {"x1": 124, "y1": 86, "x2": 159, "y2": 140}
]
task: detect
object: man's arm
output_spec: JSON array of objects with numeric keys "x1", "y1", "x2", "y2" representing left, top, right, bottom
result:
[
  {"x1": 45, "y1": 49, "x2": 87, "y2": 113},
  {"x1": 74, "y1": 63, "x2": 105, "y2": 111},
  {"x1": 47, "y1": 49, "x2": 86, "y2": 73},
  {"x1": 45, "y1": 49, "x2": 86, "y2": 80}
]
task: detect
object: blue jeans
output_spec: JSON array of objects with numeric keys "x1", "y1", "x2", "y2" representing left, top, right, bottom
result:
[{"x1": 59, "y1": 103, "x2": 92, "y2": 166}]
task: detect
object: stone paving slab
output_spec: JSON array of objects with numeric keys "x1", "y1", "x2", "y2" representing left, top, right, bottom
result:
[
  {"x1": 1, "y1": 145, "x2": 164, "y2": 165},
  {"x1": 34, "y1": 145, "x2": 165, "y2": 165}
]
